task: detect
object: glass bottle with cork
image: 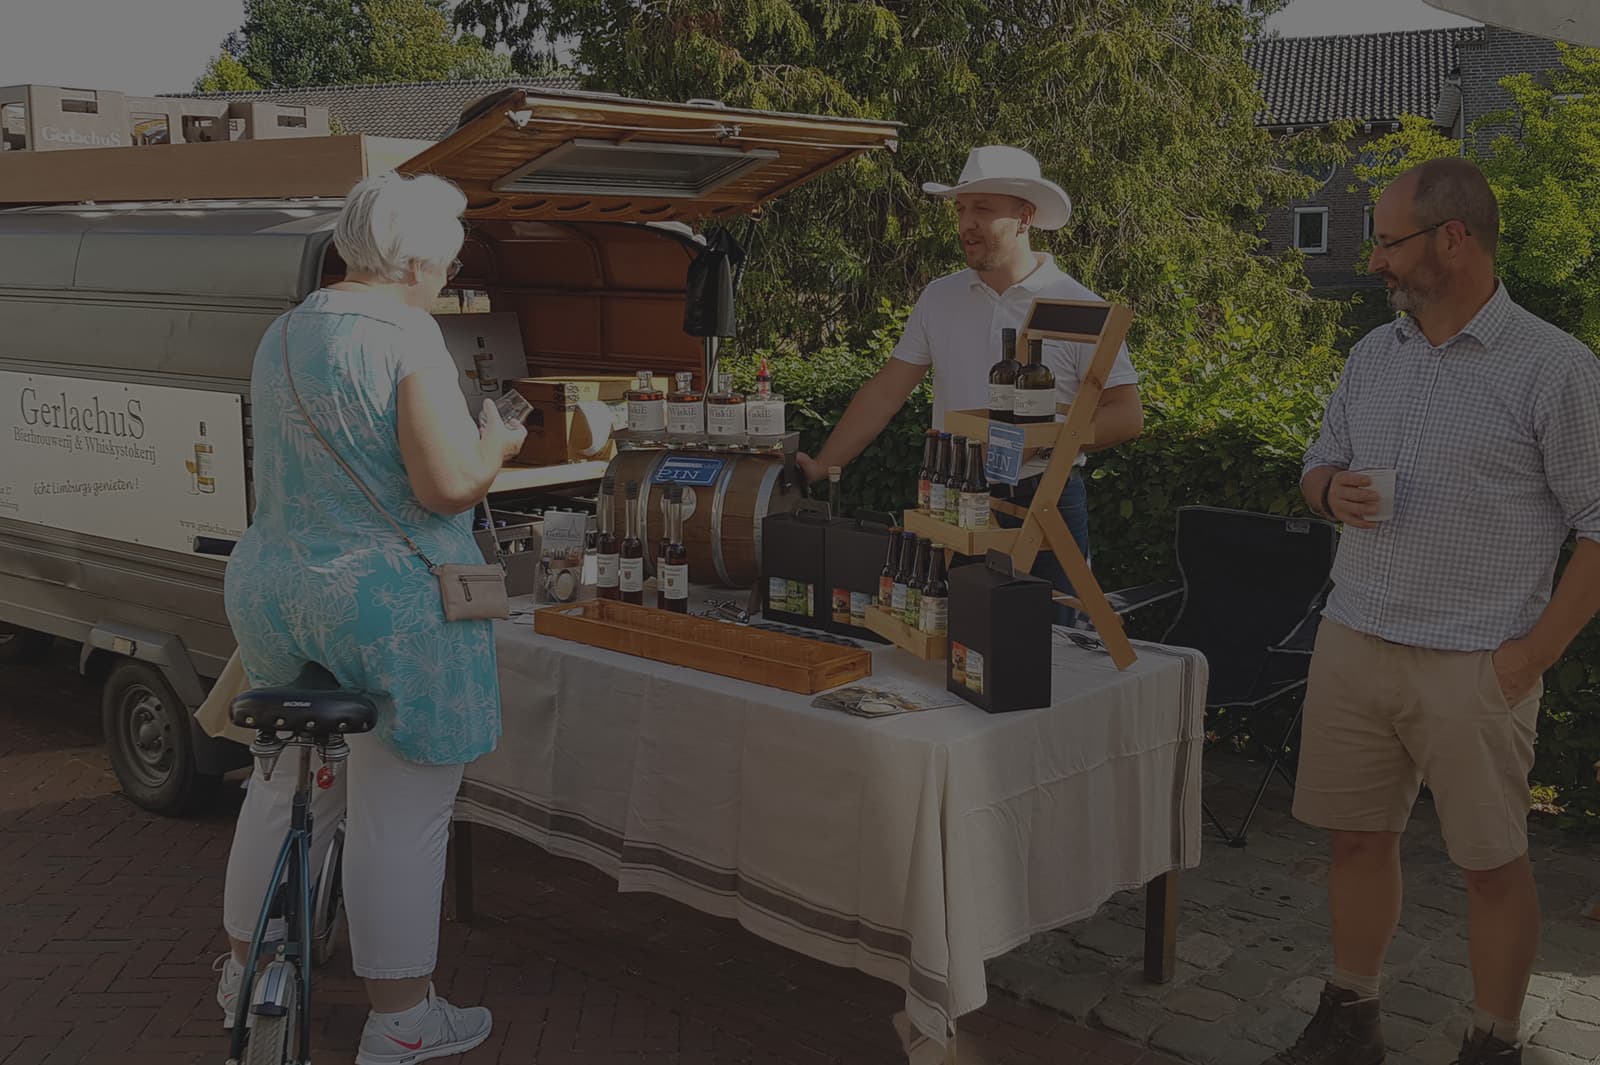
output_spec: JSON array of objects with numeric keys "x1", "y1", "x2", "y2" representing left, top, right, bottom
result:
[
  {"x1": 625, "y1": 371, "x2": 668, "y2": 446},
  {"x1": 1013, "y1": 338, "x2": 1057, "y2": 424},
  {"x1": 987, "y1": 327, "x2": 1021, "y2": 423},
  {"x1": 826, "y1": 466, "x2": 843, "y2": 517},
  {"x1": 705, "y1": 372, "x2": 747, "y2": 450},
  {"x1": 659, "y1": 484, "x2": 689, "y2": 614},
  {"x1": 960, "y1": 441, "x2": 990, "y2": 528},
  {"x1": 943, "y1": 435, "x2": 966, "y2": 526},
  {"x1": 666, "y1": 372, "x2": 707, "y2": 448},
  {"x1": 618, "y1": 480, "x2": 645, "y2": 604},
  {"x1": 595, "y1": 475, "x2": 621, "y2": 600},
  {"x1": 919, "y1": 546, "x2": 949, "y2": 636},
  {"x1": 744, "y1": 359, "x2": 786, "y2": 450}
]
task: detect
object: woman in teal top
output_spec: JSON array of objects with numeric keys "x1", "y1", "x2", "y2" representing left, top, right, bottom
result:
[{"x1": 216, "y1": 172, "x2": 525, "y2": 1065}]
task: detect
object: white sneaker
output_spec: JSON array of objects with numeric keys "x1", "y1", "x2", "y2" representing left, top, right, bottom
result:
[
  {"x1": 213, "y1": 954, "x2": 246, "y2": 1029},
  {"x1": 354, "y1": 985, "x2": 492, "y2": 1065}
]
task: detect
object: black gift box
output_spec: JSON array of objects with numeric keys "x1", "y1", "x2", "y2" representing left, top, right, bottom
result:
[
  {"x1": 947, "y1": 551, "x2": 1052, "y2": 713},
  {"x1": 822, "y1": 510, "x2": 894, "y2": 642},
  {"x1": 761, "y1": 501, "x2": 831, "y2": 629}
]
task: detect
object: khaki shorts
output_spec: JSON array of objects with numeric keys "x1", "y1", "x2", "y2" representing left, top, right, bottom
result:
[{"x1": 1292, "y1": 619, "x2": 1541, "y2": 871}]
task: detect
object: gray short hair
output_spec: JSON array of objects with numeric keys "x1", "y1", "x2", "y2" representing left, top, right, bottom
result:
[
  {"x1": 1410, "y1": 157, "x2": 1500, "y2": 258},
  {"x1": 334, "y1": 172, "x2": 467, "y2": 283}
]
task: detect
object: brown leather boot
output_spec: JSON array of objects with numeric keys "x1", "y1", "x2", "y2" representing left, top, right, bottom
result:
[
  {"x1": 1452, "y1": 1029, "x2": 1520, "y2": 1064},
  {"x1": 1262, "y1": 983, "x2": 1385, "y2": 1065}
]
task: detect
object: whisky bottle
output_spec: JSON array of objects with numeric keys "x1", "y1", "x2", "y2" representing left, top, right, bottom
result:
[
  {"x1": 1013, "y1": 338, "x2": 1057, "y2": 424},
  {"x1": 919, "y1": 547, "x2": 949, "y2": 636},
  {"x1": 705, "y1": 372, "x2": 747, "y2": 449},
  {"x1": 928, "y1": 432, "x2": 952, "y2": 517},
  {"x1": 880, "y1": 527, "x2": 904, "y2": 609},
  {"x1": 916, "y1": 429, "x2": 938, "y2": 510},
  {"x1": 625, "y1": 371, "x2": 667, "y2": 446},
  {"x1": 904, "y1": 538, "x2": 931, "y2": 627},
  {"x1": 596, "y1": 475, "x2": 621, "y2": 600},
  {"x1": 943, "y1": 434, "x2": 966, "y2": 526},
  {"x1": 660, "y1": 484, "x2": 689, "y2": 613},
  {"x1": 619, "y1": 480, "x2": 645, "y2": 604},
  {"x1": 194, "y1": 422, "x2": 216, "y2": 495},
  {"x1": 890, "y1": 530, "x2": 916, "y2": 620},
  {"x1": 655, "y1": 492, "x2": 671, "y2": 603},
  {"x1": 827, "y1": 466, "x2": 842, "y2": 517},
  {"x1": 666, "y1": 372, "x2": 707, "y2": 447},
  {"x1": 745, "y1": 359, "x2": 786, "y2": 450},
  {"x1": 988, "y1": 327, "x2": 1021, "y2": 423},
  {"x1": 960, "y1": 441, "x2": 990, "y2": 529}
]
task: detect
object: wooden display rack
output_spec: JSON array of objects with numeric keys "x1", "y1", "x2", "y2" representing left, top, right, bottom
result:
[
  {"x1": 895, "y1": 299, "x2": 1140, "y2": 671},
  {"x1": 862, "y1": 604, "x2": 948, "y2": 662}
]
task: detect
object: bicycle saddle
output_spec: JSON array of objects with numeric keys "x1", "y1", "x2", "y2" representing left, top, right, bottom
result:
[{"x1": 231, "y1": 662, "x2": 379, "y2": 737}]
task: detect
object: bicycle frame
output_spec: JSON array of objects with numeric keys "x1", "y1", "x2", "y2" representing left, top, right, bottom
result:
[{"x1": 227, "y1": 740, "x2": 319, "y2": 1065}]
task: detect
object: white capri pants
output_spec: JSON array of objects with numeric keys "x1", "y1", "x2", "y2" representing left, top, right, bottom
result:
[{"x1": 222, "y1": 732, "x2": 465, "y2": 980}]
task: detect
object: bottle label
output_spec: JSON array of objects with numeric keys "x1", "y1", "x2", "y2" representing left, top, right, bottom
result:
[
  {"x1": 944, "y1": 496, "x2": 960, "y2": 526},
  {"x1": 597, "y1": 554, "x2": 620, "y2": 588},
  {"x1": 619, "y1": 557, "x2": 644, "y2": 592},
  {"x1": 656, "y1": 555, "x2": 666, "y2": 580},
  {"x1": 879, "y1": 575, "x2": 893, "y2": 608},
  {"x1": 917, "y1": 477, "x2": 932, "y2": 510},
  {"x1": 892, "y1": 582, "x2": 907, "y2": 616},
  {"x1": 904, "y1": 588, "x2": 921, "y2": 626},
  {"x1": 746, "y1": 398, "x2": 785, "y2": 438},
  {"x1": 1013, "y1": 387, "x2": 1056, "y2": 419},
  {"x1": 961, "y1": 491, "x2": 990, "y2": 529},
  {"x1": 929, "y1": 482, "x2": 947, "y2": 514},
  {"x1": 965, "y1": 648, "x2": 985, "y2": 694},
  {"x1": 628, "y1": 400, "x2": 666, "y2": 433},
  {"x1": 850, "y1": 592, "x2": 870, "y2": 627},
  {"x1": 988, "y1": 383, "x2": 1014, "y2": 412},
  {"x1": 707, "y1": 404, "x2": 745, "y2": 437},
  {"x1": 662, "y1": 563, "x2": 689, "y2": 600},
  {"x1": 920, "y1": 595, "x2": 948, "y2": 636},
  {"x1": 769, "y1": 576, "x2": 788, "y2": 609},
  {"x1": 667, "y1": 401, "x2": 704, "y2": 435}
]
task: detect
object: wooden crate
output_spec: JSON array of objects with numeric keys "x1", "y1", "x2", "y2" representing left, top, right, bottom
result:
[
  {"x1": 862, "y1": 605, "x2": 948, "y2": 662},
  {"x1": 532, "y1": 599, "x2": 871, "y2": 694},
  {"x1": 902, "y1": 508, "x2": 1019, "y2": 557}
]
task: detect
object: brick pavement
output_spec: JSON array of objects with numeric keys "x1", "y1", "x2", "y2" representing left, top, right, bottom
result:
[{"x1": 0, "y1": 647, "x2": 1181, "y2": 1065}]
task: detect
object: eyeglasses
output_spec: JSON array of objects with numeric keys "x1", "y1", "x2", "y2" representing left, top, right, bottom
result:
[
  {"x1": 446, "y1": 258, "x2": 463, "y2": 281},
  {"x1": 1371, "y1": 220, "x2": 1470, "y2": 252}
]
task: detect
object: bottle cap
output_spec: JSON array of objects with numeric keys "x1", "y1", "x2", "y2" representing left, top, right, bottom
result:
[{"x1": 828, "y1": 466, "x2": 841, "y2": 480}]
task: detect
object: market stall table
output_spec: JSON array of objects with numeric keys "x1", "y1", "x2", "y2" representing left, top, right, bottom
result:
[{"x1": 453, "y1": 592, "x2": 1207, "y2": 1063}]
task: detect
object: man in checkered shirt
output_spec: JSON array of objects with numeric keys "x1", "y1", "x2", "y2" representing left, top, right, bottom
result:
[{"x1": 1265, "y1": 159, "x2": 1600, "y2": 1065}]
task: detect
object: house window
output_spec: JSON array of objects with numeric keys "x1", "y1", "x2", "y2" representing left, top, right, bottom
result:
[
  {"x1": 1363, "y1": 206, "x2": 1374, "y2": 242},
  {"x1": 1295, "y1": 207, "x2": 1330, "y2": 254}
]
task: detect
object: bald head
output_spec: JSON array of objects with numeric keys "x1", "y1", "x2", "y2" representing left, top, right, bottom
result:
[{"x1": 1398, "y1": 157, "x2": 1500, "y2": 259}]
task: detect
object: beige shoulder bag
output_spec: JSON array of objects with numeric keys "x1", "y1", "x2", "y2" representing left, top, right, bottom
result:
[{"x1": 280, "y1": 318, "x2": 510, "y2": 621}]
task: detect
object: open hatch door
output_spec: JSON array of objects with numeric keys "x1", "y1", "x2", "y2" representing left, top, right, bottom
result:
[{"x1": 398, "y1": 88, "x2": 900, "y2": 223}]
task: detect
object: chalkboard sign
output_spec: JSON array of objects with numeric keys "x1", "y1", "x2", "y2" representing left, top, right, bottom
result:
[{"x1": 1023, "y1": 300, "x2": 1112, "y2": 341}]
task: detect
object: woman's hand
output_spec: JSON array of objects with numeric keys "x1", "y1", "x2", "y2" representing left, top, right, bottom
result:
[{"x1": 478, "y1": 399, "x2": 528, "y2": 463}]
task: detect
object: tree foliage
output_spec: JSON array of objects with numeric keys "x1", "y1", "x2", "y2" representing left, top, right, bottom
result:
[
  {"x1": 455, "y1": 0, "x2": 1348, "y2": 362},
  {"x1": 198, "y1": 0, "x2": 522, "y2": 91}
]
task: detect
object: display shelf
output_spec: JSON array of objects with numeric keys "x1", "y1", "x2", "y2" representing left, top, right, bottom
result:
[
  {"x1": 863, "y1": 605, "x2": 948, "y2": 662},
  {"x1": 901, "y1": 508, "x2": 1017, "y2": 557}
]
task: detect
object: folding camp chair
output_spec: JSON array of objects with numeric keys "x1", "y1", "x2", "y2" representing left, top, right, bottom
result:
[{"x1": 1107, "y1": 506, "x2": 1337, "y2": 846}]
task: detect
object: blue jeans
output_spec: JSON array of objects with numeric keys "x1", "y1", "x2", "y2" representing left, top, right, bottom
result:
[{"x1": 996, "y1": 469, "x2": 1090, "y2": 626}]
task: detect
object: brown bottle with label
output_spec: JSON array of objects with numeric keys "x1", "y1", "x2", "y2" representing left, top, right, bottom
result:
[
  {"x1": 596, "y1": 475, "x2": 621, "y2": 600},
  {"x1": 1013, "y1": 338, "x2": 1057, "y2": 424},
  {"x1": 660, "y1": 484, "x2": 689, "y2": 613},
  {"x1": 619, "y1": 481, "x2": 645, "y2": 604}
]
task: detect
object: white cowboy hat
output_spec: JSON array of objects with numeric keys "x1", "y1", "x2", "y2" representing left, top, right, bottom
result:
[{"x1": 922, "y1": 145, "x2": 1073, "y2": 231}]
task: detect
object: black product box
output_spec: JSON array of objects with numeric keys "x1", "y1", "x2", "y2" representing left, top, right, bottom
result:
[
  {"x1": 761, "y1": 501, "x2": 831, "y2": 629},
  {"x1": 947, "y1": 551, "x2": 1053, "y2": 713},
  {"x1": 822, "y1": 511, "x2": 894, "y2": 642}
]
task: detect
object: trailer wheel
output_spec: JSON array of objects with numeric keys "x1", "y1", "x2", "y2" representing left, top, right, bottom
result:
[
  {"x1": 102, "y1": 660, "x2": 220, "y2": 815},
  {"x1": 0, "y1": 623, "x2": 54, "y2": 665}
]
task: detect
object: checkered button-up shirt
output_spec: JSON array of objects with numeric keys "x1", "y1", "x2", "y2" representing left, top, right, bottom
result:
[{"x1": 1303, "y1": 283, "x2": 1600, "y2": 652}]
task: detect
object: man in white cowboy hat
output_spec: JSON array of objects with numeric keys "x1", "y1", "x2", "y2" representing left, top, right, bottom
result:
[{"x1": 798, "y1": 145, "x2": 1143, "y2": 612}]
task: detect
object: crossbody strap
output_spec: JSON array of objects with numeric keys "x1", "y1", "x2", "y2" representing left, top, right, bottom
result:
[{"x1": 279, "y1": 315, "x2": 452, "y2": 570}]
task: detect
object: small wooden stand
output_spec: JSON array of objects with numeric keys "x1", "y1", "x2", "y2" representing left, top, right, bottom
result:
[
  {"x1": 936, "y1": 298, "x2": 1140, "y2": 671},
  {"x1": 862, "y1": 605, "x2": 948, "y2": 662}
]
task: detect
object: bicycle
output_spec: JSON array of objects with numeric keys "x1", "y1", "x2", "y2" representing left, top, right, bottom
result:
[{"x1": 224, "y1": 661, "x2": 378, "y2": 1065}]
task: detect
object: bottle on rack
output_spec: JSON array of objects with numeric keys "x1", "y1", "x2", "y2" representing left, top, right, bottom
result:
[
  {"x1": 943, "y1": 435, "x2": 966, "y2": 526},
  {"x1": 929, "y1": 432, "x2": 953, "y2": 517},
  {"x1": 619, "y1": 481, "x2": 645, "y2": 604},
  {"x1": 916, "y1": 429, "x2": 939, "y2": 511},
  {"x1": 904, "y1": 538, "x2": 932, "y2": 627},
  {"x1": 744, "y1": 359, "x2": 786, "y2": 450},
  {"x1": 595, "y1": 475, "x2": 621, "y2": 600},
  {"x1": 625, "y1": 371, "x2": 668, "y2": 446},
  {"x1": 827, "y1": 466, "x2": 842, "y2": 517},
  {"x1": 880, "y1": 527, "x2": 904, "y2": 609},
  {"x1": 705, "y1": 372, "x2": 747, "y2": 449},
  {"x1": 655, "y1": 490, "x2": 671, "y2": 604},
  {"x1": 1013, "y1": 338, "x2": 1057, "y2": 424},
  {"x1": 919, "y1": 546, "x2": 949, "y2": 636},
  {"x1": 891, "y1": 530, "x2": 917, "y2": 620},
  {"x1": 660, "y1": 484, "x2": 689, "y2": 614},
  {"x1": 988, "y1": 327, "x2": 1021, "y2": 424},
  {"x1": 960, "y1": 441, "x2": 990, "y2": 528},
  {"x1": 666, "y1": 372, "x2": 707, "y2": 447}
]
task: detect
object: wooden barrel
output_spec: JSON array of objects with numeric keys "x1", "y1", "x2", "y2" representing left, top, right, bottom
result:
[{"x1": 603, "y1": 448, "x2": 800, "y2": 588}]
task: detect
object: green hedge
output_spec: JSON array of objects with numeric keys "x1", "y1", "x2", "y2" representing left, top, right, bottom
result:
[{"x1": 727, "y1": 296, "x2": 1600, "y2": 830}]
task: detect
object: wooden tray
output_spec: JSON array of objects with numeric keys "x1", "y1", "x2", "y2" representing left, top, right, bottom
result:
[
  {"x1": 863, "y1": 605, "x2": 948, "y2": 662},
  {"x1": 944, "y1": 409, "x2": 1074, "y2": 448},
  {"x1": 902, "y1": 508, "x2": 1019, "y2": 557},
  {"x1": 532, "y1": 599, "x2": 871, "y2": 694}
]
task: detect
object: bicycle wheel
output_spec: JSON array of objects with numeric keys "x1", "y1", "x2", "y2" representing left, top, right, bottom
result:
[{"x1": 243, "y1": 966, "x2": 300, "y2": 1065}]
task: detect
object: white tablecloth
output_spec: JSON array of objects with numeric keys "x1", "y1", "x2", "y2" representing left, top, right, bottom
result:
[{"x1": 460, "y1": 601, "x2": 1206, "y2": 1060}]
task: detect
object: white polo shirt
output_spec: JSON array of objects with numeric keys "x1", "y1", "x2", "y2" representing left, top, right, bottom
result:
[{"x1": 891, "y1": 253, "x2": 1140, "y2": 432}]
